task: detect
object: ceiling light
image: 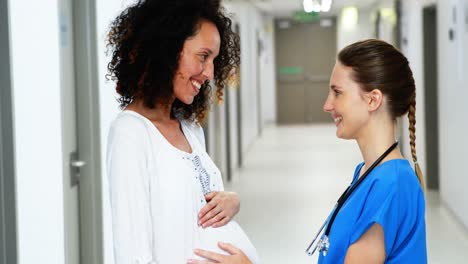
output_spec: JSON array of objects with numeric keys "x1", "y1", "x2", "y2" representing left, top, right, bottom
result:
[
  {"x1": 321, "y1": 0, "x2": 332, "y2": 12},
  {"x1": 312, "y1": 2, "x2": 321, "y2": 13},
  {"x1": 341, "y1": 6, "x2": 359, "y2": 30},
  {"x1": 303, "y1": 0, "x2": 314, "y2": 13}
]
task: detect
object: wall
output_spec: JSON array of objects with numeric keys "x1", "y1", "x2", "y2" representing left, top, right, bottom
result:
[
  {"x1": 436, "y1": 0, "x2": 468, "y2": 229},
  {"x1": 398, "y1": 0, "x2": 427, "y2": 177},
  {"x1": 8, "y1": 0, "x2": 65, "y2": 263},
  {"x1": 223, "y1": 1, "x2": 277, "y2": 154},
  {"x1": 337, "y1": 7, "x2": 375, "y2": 51},
  {"x1": 234, "y1": 3, "x2": 261, "y2": 152},
  {"x1": 259, "y1": 16, "x2": 277, "y2": 125},
  {"x1": 400, "y1": 0, "x2": 468, "y2": 230}
]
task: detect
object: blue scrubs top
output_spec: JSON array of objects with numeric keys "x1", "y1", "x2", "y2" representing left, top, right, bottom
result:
[{"x1": 318, "y1": 159, "x2": 427, "y2": 264}]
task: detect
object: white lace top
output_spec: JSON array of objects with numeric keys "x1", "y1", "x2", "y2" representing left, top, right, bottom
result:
[{"x1": 107, "y1": 110, "x2": 259, "y2": 264}]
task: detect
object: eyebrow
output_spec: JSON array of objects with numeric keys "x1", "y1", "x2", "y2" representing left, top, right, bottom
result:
[
  {"x1": 200, "y1": 48, "x2": 214, "y2": 55},
  {"x1": 330, "y1": 85, "x2": 341, "y2": 90}
]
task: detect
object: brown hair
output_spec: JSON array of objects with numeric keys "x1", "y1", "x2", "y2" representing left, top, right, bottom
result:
[{"x1": 338, "y1": 39, "x2": 424, "y2": 187}]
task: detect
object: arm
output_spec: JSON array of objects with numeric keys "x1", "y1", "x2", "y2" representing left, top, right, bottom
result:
[
  {"x1": 345, "y1": 223, "x2": 386, "y2": 264},
  {"x1": 107, "y1": 122, "x2": 155, "y2": 263}
]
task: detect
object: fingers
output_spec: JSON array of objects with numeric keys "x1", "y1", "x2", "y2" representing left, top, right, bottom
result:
[
  {"x1": 212, "y1": 216, "x2": 230, "y2": 228},
  {"x1": 217, "y1": 242, "x2": 242, "y2": 255},
  {"x1": 199, "y1": 205, "x2": 224, "y2": 228},
  {"x1": 189, "y1": 244, "x2": 251, "y2": 264},
  {"x1": 204, "y1": 191, "x2": 218, "y2": 201},
  {"x1": 198, "y1": 191, "x2": 239, "y2": 228},
  {"x1": 198, "y1": 200, "x2": 217, "y2": 219},
  {"x1": 187, "y1": 259, "x2": 216, "y2": 264},
  {"x1": 204, "y1": 214, "x2": 229, "y2": 229},
  {"x1": 192, "y1": 248, "x2": 224, "y2": 263}
]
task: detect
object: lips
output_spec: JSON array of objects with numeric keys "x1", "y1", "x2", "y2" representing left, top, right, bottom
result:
[
  {"x1": 332, "y1": 115, "x2": 342, "y2": 125},
  {"x1": 190, "y1": 79, "x2": 202, "y2": 92}
]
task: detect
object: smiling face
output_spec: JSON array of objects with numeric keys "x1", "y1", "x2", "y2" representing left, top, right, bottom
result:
[
  {"x1": 173, "y1": 20, "x2": 221, "y2": 105},
  {"x1": 323, "y1": 61, "x2": 371, "y2": 140}
]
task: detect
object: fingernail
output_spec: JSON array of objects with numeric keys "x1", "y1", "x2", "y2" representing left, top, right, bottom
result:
[
  {"x1": 187, "y1": 260, "x2": 194, "y2": 264},
  {"x1": 194, "y1": 249, "x2": 200, "y2": 254}
]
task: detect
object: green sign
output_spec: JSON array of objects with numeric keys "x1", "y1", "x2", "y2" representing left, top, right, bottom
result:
[
  {"x1": 279, "y1": 66, "x2": 303, "y2": 75},
  {"x1": 293, "y1": 10, "x2": 320, "y2": 23}
]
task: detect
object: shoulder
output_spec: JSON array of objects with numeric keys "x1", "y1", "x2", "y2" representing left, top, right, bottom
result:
[
  {"x1": 367, "y1": 159, "x2": 424, "y2": 202},
  {"x1": 181, "y1": 119, "x2": 203, "y2": 133},
  {"x1": 374, "y1": 160, "x2": 420, "y2": 187},
  {"x1": 181, "y1": 119, "x2": 205, "y2": 139},
  {"x1": 108, "y1": 111, "x2": 151, "y2": 143},
  {"x1": 181, "y1": 119, "x2": 206, "y2": 150}
]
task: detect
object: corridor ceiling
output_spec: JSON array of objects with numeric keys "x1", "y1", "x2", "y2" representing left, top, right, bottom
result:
[{"x1": 233, "y1": 0, "x2": 385, "y2": 18}]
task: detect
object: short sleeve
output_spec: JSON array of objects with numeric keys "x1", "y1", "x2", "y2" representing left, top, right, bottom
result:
[
  {"x1": 349, "y1": 181, "x2": 399, "y2": 256},
  {"x1": 107, "y1": 119, "x2": 157, "y2": 264}
]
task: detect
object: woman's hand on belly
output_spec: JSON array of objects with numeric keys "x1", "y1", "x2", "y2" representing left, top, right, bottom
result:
[
  {"x1": 187, "y1": 242, "x2": 251, "y2": 264},
  {"x1": 198, "y1": 191, "x2": 240, "y2": 228}
]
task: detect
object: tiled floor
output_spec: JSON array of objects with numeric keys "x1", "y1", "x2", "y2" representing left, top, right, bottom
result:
[{"x1": 225, "y1": 124, "x2": 468, "y2": 264}]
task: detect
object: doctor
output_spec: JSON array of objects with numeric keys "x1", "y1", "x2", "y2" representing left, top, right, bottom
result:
[{"x1": 188, "y1": 39, "x2": 427, "y2": 264}]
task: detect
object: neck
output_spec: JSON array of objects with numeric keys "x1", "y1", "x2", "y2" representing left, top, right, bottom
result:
[
  {"x1": 356, "y1": 120, "x2": 402, "y2": 174},
  {"x1": 126, "y1": 98, "x2": 174, "y2": 123}
]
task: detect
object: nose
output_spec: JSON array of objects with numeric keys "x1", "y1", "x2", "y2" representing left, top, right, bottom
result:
[
  {"x1": 323, "y1": 93, "x2": 333, "y2": 113},
  {"x1": 202, "y1": 61, "x2": 215, "y2": 81}
]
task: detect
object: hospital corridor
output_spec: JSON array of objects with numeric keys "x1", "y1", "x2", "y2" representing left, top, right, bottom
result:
[{"x1": 1, "y1": 0, "x2": 468, "y2": 263}]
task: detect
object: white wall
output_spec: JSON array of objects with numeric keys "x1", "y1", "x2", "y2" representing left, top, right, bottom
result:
[
  {"x1": 400, "y1": 0, "x2": 468, "y2": 230},
  {"x1": 238, "y1": 4, "x2": 261, "y2": 152},
  {"x1": 436, "y1": 0, "x2": 468, "y2": 229},
  {"x1": 337, "y1": 7, "x2": 375, "y2": 51},
  {"x1": 8, "y1": 0, "x2": 65, "y2": 263},
  {"x1": 259, "y1": 16, "x2": 277, "y2": 125},
  {"x1": 223, "y1": 1, "x2": 276, "y2": 153},
  {"x1": 399, "y1": 0, "x2": 427, "y2": 177}
]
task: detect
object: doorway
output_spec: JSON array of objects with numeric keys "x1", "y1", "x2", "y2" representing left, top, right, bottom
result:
[
  {"x1": 276, "y1": 19, "x2": 336, "y2": 124},
  {"x1": 60, "y1": 0, "x2": 103, "y2": 263},
  {"x1": 423, "y1": 5, "x2": 439, "y2": 190}
]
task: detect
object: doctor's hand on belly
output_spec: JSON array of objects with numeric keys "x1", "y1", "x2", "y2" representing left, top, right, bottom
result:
[
  {"x1": 198, "y1": 192, "x2": 240, "y2": 228},
  {"x1": 187, "y1": 242, "x2": 251, "y2": 264}
]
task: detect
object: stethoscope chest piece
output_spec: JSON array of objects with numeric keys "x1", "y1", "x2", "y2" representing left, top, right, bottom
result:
[{"x1": 317, "y1": 235, "x2": 330, "y2": 256}]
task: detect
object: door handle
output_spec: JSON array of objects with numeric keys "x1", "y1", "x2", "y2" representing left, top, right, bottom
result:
[
  {"x1": 71, "y1": 159, "x2": 86, "y2": 168},
  {"x1": 70, "y1": 152, "x2": 85, "y2": 187}
]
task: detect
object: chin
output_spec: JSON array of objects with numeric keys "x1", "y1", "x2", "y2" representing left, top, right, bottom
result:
[
  {"x1": 179, "y1": 97, "x2": 195, "y2": 105},
  {"x1": 336, "y1": 130, "x2": 352, "y2": 140}
]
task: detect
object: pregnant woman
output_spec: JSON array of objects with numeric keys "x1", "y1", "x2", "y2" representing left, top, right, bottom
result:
[{"x1": 106, "y1": 0, "x2": 259, "y2": 263}]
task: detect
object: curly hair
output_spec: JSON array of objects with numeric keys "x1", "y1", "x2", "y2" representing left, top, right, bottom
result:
[{"x1": 106, "y1": 0, "x2": 240, "y2": 122}]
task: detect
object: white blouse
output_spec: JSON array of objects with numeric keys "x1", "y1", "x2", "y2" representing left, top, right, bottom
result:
[{"x1": 107, "y1": 110, "x2": 259, "y2": 264}]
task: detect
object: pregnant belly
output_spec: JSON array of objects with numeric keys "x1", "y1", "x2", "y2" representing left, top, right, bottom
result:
[{"x1": 195, "y1": 221, "x2": 259, "y2": 263}]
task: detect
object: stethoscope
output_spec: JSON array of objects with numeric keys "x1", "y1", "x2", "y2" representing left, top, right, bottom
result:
[{"x1": 305, "y1": 141, "x2": 399, "y2": 257}]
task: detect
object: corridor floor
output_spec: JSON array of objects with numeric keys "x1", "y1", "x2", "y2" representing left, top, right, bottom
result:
[{"x1": 225, "y1": 124, "x2": 468, "y2": 264}]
